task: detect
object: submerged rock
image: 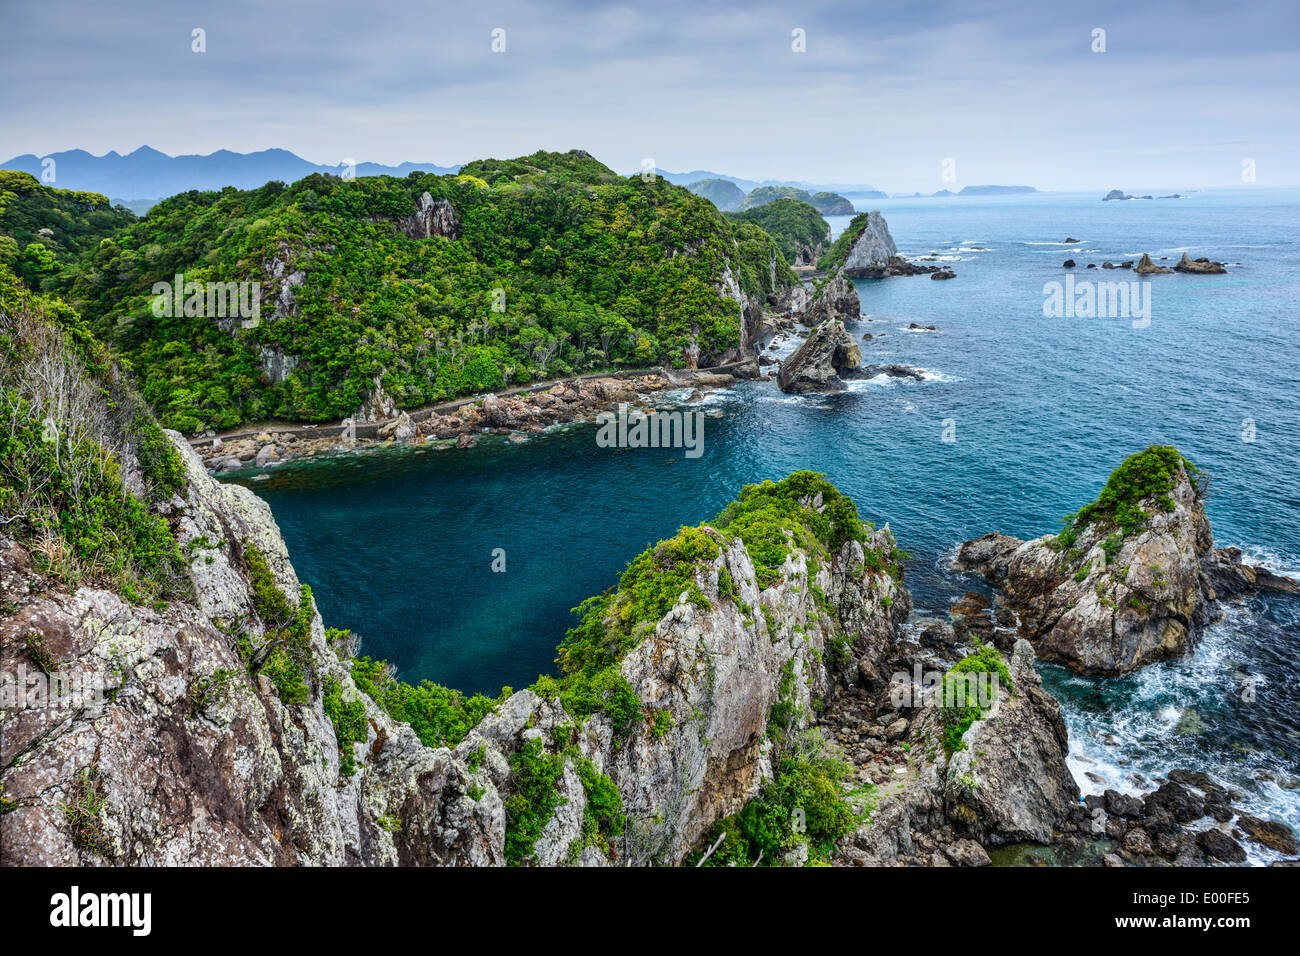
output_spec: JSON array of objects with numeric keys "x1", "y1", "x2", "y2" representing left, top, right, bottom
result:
[{"x1": 840, "y1": 364, "x2": 926, "y2": 382}]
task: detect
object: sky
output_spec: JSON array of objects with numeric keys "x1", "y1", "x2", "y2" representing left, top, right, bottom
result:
[{"x1": 2, "y1": 0, "x2": 1297, "y2": 192}]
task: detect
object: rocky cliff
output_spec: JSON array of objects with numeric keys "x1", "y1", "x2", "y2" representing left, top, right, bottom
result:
[
  {"x1": 840, "y1": 211, "x2": 898, "y2": 276},
  {"x1": 0, "y1": 433, "x2": 503, "y2": 865},
  {"x1": 3, "y1": 456, "x2": 943, "y2": 866}
]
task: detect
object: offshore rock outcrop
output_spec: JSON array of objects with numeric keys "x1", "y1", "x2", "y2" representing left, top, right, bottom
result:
[
  {"x1": 1174, "y1": 252, "x2": 1227, "y2": 274},
  {"x1": 777, "y1": 319, "x2": 862, "y2": 393},
  {"x1": 954, "y1": 448, "x2": 1291, "y2": 675},
  {"x1": 835, "y1": 211, "x2": 944, "y2": 279}
]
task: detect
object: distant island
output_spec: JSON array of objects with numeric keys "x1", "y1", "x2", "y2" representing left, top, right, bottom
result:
[
  {"x1": 1104, "y1": 189, "x2": 1183, "y2": 201},
  {"x1": 955, "y1": 185, "x2": 1038, "y2": 196}
]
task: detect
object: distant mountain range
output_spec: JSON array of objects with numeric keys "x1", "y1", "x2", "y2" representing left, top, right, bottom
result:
[
  {"x1": 0, "y1": 146, "x2": 1039, "y2": 213},
  {"x1": 0, "y1": 146, "x2": 462, "y2": 210}
]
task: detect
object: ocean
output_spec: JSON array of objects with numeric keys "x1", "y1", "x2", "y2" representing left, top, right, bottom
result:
[{"x1": 225, "y1": 187, "x2": 1300, "y2": 860}]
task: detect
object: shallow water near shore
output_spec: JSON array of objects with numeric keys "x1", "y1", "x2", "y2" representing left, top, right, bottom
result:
[{"x1": 225, "y1": 188, "x2": 1300, "y2": 857}]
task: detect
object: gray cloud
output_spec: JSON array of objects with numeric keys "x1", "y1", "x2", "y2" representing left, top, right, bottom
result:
[{"x1": 2, "y1": 0, "x2": 1297, "y2": 190}]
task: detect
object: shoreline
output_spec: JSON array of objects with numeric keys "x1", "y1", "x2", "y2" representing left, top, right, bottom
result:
[{"x1": 197, "y1": 360, "x2": 765, "y2": 474}]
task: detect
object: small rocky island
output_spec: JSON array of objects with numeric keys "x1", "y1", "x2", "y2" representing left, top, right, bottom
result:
[{"x1": 955, "y1": 447, "x2": 1295, "y2": 675}]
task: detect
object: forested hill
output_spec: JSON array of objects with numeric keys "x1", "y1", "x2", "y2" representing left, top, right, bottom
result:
[
  {"x1": 27, "y1": 149, "x2": 793, "y2": 435},
  {"x1": 0, "y1": 170, "x2": 137, "y2": 282}
]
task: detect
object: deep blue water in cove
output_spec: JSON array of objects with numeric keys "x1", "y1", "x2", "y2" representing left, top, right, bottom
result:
[{"x1": 225, "y1": 188, "x2": 1300, "y2": 858}]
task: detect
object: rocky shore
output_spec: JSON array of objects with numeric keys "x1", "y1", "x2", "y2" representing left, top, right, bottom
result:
[{"x1": 194, "y1": 368, "x2": 748, "y2": 474}]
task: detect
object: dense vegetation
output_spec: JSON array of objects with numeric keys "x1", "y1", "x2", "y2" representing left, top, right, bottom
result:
[
  {"x1": 939, "y1": 643, "x2": 1014, "y2": 755},
  {"x1": 725, "y1": 198, "x2": 829, "y2": 265},
  {"x1": 349, "y1": 654, "x2": 509, "y2": 749},
  {"x1": 740, "y1": 185, "x2": 854, "y2": 216},
  {"x1": 0, "y1": 261, "x2": 188, "y2": 605},
  {"x1": 0, "y1": 171, "x2": 136, "y2": 284},
  {"x1": 687, "y1": 732, "x2": 867, "y2": 866},
  {"x1": 541, "y1": 471, "x2": 898, "y2": 734},
  {"x1": 19, "y1": 150, "x2": 795, "y2": 434},
  {"x1": 1057, "y1": 445, "x2": 1201, "y2": 545}
]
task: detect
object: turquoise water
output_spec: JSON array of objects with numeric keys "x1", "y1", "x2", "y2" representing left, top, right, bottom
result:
[{"x1": 226, "y1": 188, "x2": 1300, "y2": 853}]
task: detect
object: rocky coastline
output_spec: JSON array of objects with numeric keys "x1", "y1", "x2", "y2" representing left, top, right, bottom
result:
[{"x1": 193, "y1": 367, "x2": 750, "y2": 474}]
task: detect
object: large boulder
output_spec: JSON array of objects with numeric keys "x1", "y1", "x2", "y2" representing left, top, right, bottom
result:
[{"x1": 777, "y1": 319, "x2": 862, "y2": 393}]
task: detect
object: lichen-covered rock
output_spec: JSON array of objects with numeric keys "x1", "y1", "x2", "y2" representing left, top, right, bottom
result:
[
  {"x1": 0, "y1": 434, "x2": 498, "y2": 866},
  {"x1": 937, "y1": 640, "x2": 1079, "y2": 844},
  {"x1": 844, "y1": 640, "x2": 1080, "y2": 863}
]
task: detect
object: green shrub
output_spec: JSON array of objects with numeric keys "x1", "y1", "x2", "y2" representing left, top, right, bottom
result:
[
  {"x1": 1070, "y1": 446, "x2": 1200, "y2": 538},
  {"x1": 241, "y1": 541, "x2": 315, "y2": 705},
  {"x1": 350, "y1": 655, "x2": 507, "y2": 749},
  {"x1": 322, "y1": 675, "x2": 369, "y2": 776},
  {"x1": 504, "y1": 738, "x2": 567, "y2": 865},
  {"x1": 688, "y1": 744, "x2": 855, "y2": 867},
  {"x1": 939, "y1": 643, "x2": 1014, "y2": 755}
]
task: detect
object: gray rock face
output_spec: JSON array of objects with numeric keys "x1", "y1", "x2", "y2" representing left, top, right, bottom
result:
[
  {"x1": 0, "y1": 434, "x2": 500, "y2": 866},
  {"x1": 845, "y1": 639, "x2": 1079, "y2": 863},
  {"x1": 0, "y1": 437, "x2": 908, "y2": 868},
  {"x1": 402, "y1": 192, "x2": 460, "y2": 240},
  {"x1": 258, "y1": 346, "x2": 299, "y2": 384},
  {"x1": 841, "y1": 211, "x2": 898, "y2": 278},
  {"x1": 354, "y1": 376, "x2": 398, "y2": 422},
  {"x1": 776, "y1": 319, "x2": 863, "y2": 393},
  {"x1": 803, "y1": 271, "x2": 860, "y2": 325},
  {"x1": 937, "y1": 641, "x2": 1079, "y2": 845}
]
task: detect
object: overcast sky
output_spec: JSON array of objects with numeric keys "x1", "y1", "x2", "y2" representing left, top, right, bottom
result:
[{"x1": 2, "y1": 0, "x2": 1297, "y2": 191}]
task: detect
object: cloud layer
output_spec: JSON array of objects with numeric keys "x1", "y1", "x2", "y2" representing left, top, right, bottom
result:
[{"x1": 2, "y1": 0, "x2": 1297, "y2": 190}]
